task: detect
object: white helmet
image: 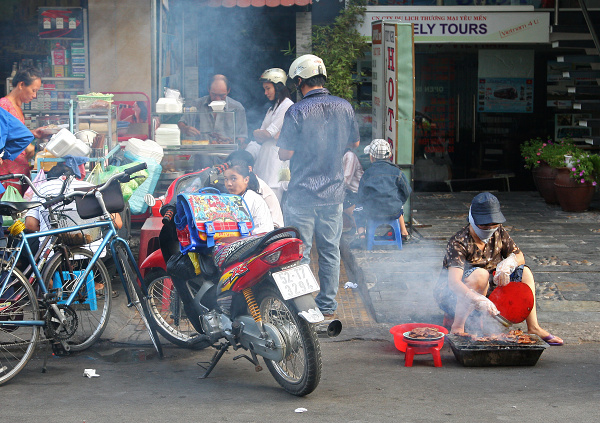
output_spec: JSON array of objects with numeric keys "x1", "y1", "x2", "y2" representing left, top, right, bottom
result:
[
  {"x1": 259, "y1": 68, "x2": 287, "y2": 85},
  {"x1": 288, "y1": 54, "x2": 327, "y2": 81}
]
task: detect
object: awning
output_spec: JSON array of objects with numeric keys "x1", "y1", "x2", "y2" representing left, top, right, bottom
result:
[{"x1": 206, "y1": 0, "x2": 311, "y2": 7}]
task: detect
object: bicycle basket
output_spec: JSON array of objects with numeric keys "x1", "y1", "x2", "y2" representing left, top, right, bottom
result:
[
  {"x1": 74, "y1": 180, "x2": 125, "y2": 219},
  {"x1": 56, "y1": 209, "x2": 102, "y2": 246}
]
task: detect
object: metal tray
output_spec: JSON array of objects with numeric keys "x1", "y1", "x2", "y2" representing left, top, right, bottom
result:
[{"x1": 446, "y1": 333, "x2": 548, "y2": 367}]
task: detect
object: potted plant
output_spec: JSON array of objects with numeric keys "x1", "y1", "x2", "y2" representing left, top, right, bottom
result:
[
  {"x1": 521, "y1": 138, "x2": 574, "y2": 204},
  {"x1": 554, "y1": 149, "x2": 600, "y2": 212}
]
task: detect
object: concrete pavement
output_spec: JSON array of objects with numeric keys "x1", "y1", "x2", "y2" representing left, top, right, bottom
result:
[
  {"x1": 342, "y1": 191, "x2": 600, "y2": 344},
  {"x1": 94, "y1": 190, "x2": 600, "y2": 349}
]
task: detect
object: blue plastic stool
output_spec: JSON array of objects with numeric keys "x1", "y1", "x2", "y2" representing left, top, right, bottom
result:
[{"x1": 366, "y1": 218, "x2": 403, "y2": 251}]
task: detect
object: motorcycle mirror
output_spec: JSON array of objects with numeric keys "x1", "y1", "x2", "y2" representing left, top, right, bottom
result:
[{"x1": 144, "y1": 193, "x2": 156, "y2": 207}]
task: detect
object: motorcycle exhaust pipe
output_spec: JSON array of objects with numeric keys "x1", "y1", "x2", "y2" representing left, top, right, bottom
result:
[{"x1": 315, "y1": 319, "x2": 343, "y2": 337}]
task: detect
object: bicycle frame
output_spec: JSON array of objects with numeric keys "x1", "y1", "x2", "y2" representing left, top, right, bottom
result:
[{"x1": 0, "y1": 206, "x2": 146, "y2": 329}]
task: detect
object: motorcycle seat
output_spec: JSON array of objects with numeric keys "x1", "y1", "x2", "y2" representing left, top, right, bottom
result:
[
  {"x1": 213, "y1": 234, "x2": 264, "y2": 272},
  {"x1": 213, "y1": 228, "x2": 297, "y2": 272}
]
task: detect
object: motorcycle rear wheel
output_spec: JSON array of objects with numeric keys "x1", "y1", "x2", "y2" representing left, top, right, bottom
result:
[{"x1": 255, "y1": 285, "x2": 322, "y2": 396}]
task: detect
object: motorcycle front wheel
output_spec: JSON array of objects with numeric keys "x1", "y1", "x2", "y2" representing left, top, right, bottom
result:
[{"x1": 255, "y1": 285, "x2": 322, "y2": 396}]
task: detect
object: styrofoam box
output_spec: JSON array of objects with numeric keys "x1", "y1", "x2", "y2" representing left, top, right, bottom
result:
[
  {"x1": 156, "y1": 98, "x2": 182, "y2": 113},
  {"x1": 46, "y1": 129, "x2": 91, "y2": 157}
]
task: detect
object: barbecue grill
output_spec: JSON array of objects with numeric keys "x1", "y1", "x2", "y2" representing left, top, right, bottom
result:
[{"x1": 446, "y1": 333, "x2": 548, "y2": 367}]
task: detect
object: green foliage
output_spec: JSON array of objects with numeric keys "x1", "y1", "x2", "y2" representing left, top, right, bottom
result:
[
  {"x1": 521, "y1": 137, "x2": 600, "y2": 184},
  {"x1": 520, "y1": 137, "x2": 575, "y2": 169},
  {"x1": 311, "y1": 0, "x2": 369, "y2": 105}
]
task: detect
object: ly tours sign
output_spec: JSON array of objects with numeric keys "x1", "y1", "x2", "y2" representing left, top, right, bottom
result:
[{"x1": 359, "y1": 8, "x2": 550, "y2": 43}]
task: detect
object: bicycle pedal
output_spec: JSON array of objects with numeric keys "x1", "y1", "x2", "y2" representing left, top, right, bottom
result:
[{"x1": 43, "y1": 289, "x2": 62, "y2": 303}]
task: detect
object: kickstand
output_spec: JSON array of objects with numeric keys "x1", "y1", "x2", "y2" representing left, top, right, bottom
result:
[
  {"x1": 197, "y1": 342, "x2": 229, "y2": 379},
  {"x1": 41, "y1": 340, "x2": 50, "y2": 374},
  {"x1": 233, "y1": 350, "x2": 263, "y2": 372}
]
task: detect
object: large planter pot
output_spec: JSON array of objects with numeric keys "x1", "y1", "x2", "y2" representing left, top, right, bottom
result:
[
  {"x1": 553, "y1": 167, "x2": 595, "y2": 212},
  {"x1": 532, "y1": 163, "x2": 558, "y2": 204}
]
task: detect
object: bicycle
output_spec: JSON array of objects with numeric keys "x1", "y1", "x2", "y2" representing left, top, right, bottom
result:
[{"x1": 0, "y1": 164, "x2": 162, "y2": 385}]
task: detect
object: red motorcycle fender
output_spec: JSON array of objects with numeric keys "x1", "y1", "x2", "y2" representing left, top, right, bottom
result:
[
  {"x1": 291, "y1": 294, "x2": 324, "y2": 324},
  {"x1": 140, "y1": 248, "x2": 166, "y2": 271}
]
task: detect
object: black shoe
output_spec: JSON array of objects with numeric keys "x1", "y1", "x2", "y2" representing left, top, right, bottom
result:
[{"x1": 401, "y1": 233, "x2": 411, "y2": 243}]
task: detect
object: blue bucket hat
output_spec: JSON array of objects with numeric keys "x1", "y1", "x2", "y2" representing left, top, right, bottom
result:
[{"x1": 470, "y1": 192, "x2": 506, "y2": 225}]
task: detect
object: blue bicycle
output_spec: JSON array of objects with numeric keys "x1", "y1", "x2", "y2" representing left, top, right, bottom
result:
[{"x1": 0, "y1": 164, "x2": 162, "y2": 385}]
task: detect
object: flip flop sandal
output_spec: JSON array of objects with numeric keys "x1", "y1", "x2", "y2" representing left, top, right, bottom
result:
[{"x1": 542, "y1": 333, "x2": 564, "y2": 346}]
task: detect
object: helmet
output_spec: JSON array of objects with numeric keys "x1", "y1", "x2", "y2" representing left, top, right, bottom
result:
[
  {"x1": 259, "y1": 68, "x2": 287, "y2": 85},
  {"x1": 288, "y1": 54, "x2": 327, "y2": 80}
]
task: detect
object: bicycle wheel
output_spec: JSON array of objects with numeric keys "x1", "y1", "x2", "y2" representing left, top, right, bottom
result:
[
  {"x1": 145, "y1": 269, "x2": 205, "y2": 348},
  {"x1": 0, "y1": 267, "x2": 40, "y2": 386},
  {"x1": 255, "y1": 284, "x2": 322, "y2": 396},
  {"x1": 115, "y1": 244, "x2": 163, "y2": 358},
  {"x1": 42, "y1": 248, "x2": 112, "y2": 352}
]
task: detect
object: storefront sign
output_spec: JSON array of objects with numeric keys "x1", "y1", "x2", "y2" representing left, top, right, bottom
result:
[
  {"x1": 359, "y1": 8, "x2": 550, "y2": 43},
  {"x1": 38, "y1": 7, "x2": 84, "y2": 39},
  {"x1": 371, "y1": 22, "x2": 385, "y2": 139}
]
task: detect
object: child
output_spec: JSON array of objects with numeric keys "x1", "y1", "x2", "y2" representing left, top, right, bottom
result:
[
  {"x1": 352, "y1": 139, "x2": 411, "y2": 247},
  {"x1": 223, "y1": 160, "x2": 274, "y2": 234}
]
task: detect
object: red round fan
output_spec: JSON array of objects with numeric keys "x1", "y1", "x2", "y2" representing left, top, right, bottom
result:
[{"x1": 489, "y1": 281, "x2": 534, "y2": 324}]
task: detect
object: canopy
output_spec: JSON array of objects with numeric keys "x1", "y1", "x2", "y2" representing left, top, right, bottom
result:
[{"x1": 205, "y1": 0, "x2": 311, "y2": 6}]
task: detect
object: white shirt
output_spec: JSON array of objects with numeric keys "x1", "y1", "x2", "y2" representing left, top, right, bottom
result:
[
  {"x1": 242, "y1": 189, "x2": 274, "y2": 235},
  {"x1": 254, "y1": 98, "x2": 293, "y2": 194},
  {"x1": 257, "y1": 177, "x2": 284, "y2": 228},
  {"x1": 26, "y1": 178, "x2": 106, "y2": 254},
  {"x1": 343, "y1": 150, "x2": 364, "y2": 193},
  {"x1": 244, "y1": 141, "x2": 261, "y2": 161}
]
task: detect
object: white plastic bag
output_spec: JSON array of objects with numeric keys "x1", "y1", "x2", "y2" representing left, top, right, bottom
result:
[{"x1": 23, "y1": 169, "x2": 47, "y2": 201}]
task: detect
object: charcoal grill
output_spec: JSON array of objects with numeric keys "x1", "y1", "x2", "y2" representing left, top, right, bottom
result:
[{"x1": 446, "y1": 333, "x2": 548, "y2": 367}]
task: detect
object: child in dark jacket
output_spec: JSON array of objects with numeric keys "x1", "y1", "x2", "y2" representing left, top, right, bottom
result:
[{"x1": 352, "y1": 139, "x2": 411, "y2": 246}]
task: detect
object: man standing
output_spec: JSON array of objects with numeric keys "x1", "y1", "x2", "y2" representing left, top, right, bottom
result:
[
  {"x1": 178, "y1": 74, "x2": 248, "y2": 147},
  {"x1": 278, "y1": 54, "x2": 359, "y2": 318}
]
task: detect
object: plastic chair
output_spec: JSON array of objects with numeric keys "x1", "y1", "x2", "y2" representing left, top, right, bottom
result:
[{"x1": 365, "y1": 217, "x2": 403, "y2": 251}]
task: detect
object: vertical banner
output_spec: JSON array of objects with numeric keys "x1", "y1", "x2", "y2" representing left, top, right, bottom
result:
[
  {"x1": 383, "y1": 24, "x2": 398, "y2": 157},
  {"x1": 383, "y1": 22, "x2": 415, "y2": 222},
  {"x1": 371, "y1": 21, "x2": 384, "y2": 140}
]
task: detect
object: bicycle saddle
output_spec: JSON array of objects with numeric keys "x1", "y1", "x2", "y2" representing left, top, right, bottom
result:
[{"x1": 0, "y1": 201, "x2": 42, "y2": 216}]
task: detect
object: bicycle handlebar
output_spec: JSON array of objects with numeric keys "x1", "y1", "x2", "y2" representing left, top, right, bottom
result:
[{"x1": 0, "y1": 173, "x2": 15, "y2": 181}]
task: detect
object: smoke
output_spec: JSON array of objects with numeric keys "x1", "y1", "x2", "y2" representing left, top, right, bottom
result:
[{"x1": 172, "y1": 1, "x2": 299, "y2": 131}]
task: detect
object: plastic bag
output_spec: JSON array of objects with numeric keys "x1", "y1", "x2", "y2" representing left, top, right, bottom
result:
[
  {"x1": 1, "y1": 185, "x2": 25, "y2": 226},
  {"x1": 86, "y1": 163, "x2": 102, "y2": 185},
  {"x1": 23, "y1": 169, "x2": 46, "y2": 201}
]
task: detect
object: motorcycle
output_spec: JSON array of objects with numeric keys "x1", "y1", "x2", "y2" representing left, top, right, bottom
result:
[{"x1": 142, "y1": 165, "x2": 342, "y2": 396}]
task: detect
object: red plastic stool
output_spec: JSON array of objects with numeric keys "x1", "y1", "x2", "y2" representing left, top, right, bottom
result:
[
  {"x1": 138, "y1": 216, "x2": 163, "y2": 277},
  {"x1": 404, "y1": 339, "x2": 443, "y2": 367}
]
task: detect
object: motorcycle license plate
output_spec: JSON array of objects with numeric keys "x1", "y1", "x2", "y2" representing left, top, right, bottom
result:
[{"x1": 272, "y1": 264, "x2": 320, "y2": 300}]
